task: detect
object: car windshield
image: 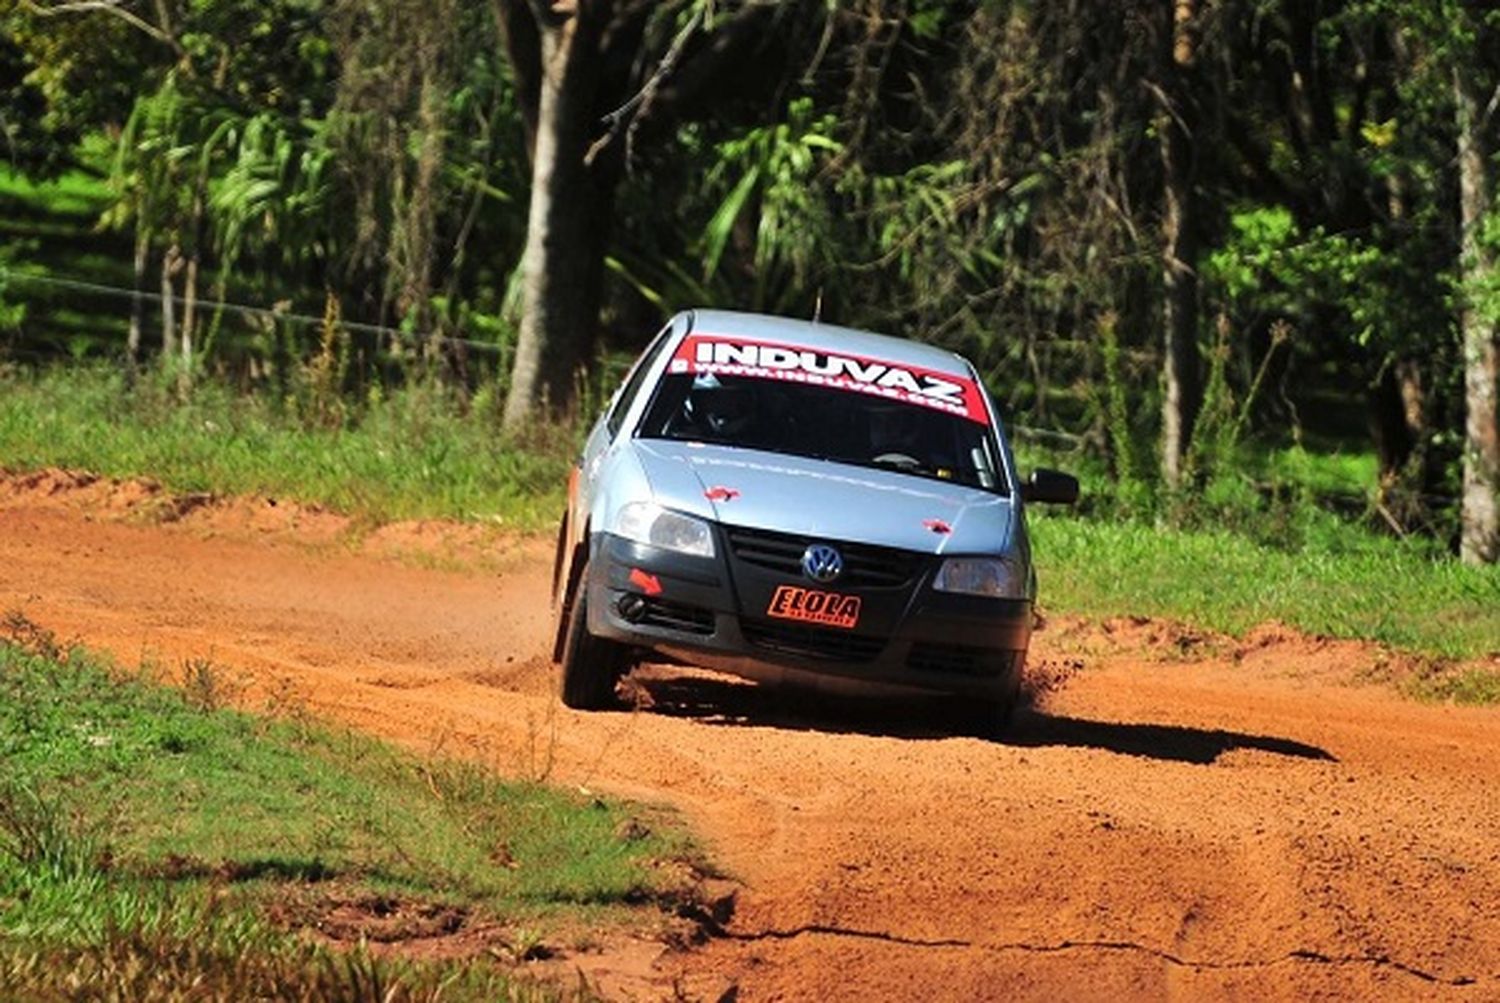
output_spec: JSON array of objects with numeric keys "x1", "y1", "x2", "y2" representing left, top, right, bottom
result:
[{"x1": 638, "y1": 367, "x2": 1008, "y2": 494}]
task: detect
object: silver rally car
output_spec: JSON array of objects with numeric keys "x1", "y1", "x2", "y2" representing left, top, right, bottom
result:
[{"x1": 550, "y1": 309, "x2": 1078, "y2": 732}]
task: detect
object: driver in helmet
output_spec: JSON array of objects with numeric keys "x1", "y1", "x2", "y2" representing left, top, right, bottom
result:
[{"x1": 682, "y1": 375, "x2": 758, "y2": 442}]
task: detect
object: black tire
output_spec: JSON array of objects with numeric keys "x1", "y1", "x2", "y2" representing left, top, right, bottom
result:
[
  {"x1": 949, "y1": 666, "x2": 1022, "y2": 738},
  {"x1": 954, "y1": 693, "x2": 1018, "y2": 738},
  {"x1": 559, "y1": 562, "x2": 626, "y2": 710}
]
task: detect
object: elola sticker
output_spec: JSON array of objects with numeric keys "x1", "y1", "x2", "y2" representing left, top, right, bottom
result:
[
  {"x1": 672, "y1": 335, "x2": 989, "y2": 425},
  {"x1": 766, "y1": 585, "x2": 862, "y2": 629}
]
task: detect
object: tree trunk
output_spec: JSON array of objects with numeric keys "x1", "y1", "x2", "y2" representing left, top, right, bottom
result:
[
  {"x1": 181, "y1": 248, "x2": 198, "y2": 392},
  {"x1": 502, "y1": 11, "x2": 609, "y2": 431},
  {"x1": 1369, "y1": 363, "x2": 1415, "y2": 485},
  {"x1": 1368, "y1": 357, "x2": 1433, "y2": 530},
  {"x1": 126, "y1": 228, "x2": 148, "y2": 374},
  {"x1": 1158, "y1": 0, "x2": 1201, "y2": 488},
  {"x1": 1456, "y1": 70, "x2": 1500, "y2": 564},
  {"x1": 160, "y1": 244, "x2": 181, "y2": 368},
  {"x1": 1397, "y1": 358, "x2": 1431, "y2": 489},
  {"x1": 180, "y1": 186, "x2": 207, "y2": 393},
  {"x1": 401, "y1": 72, "x2": 445, "y2": 349},
  {"x1": 490, "y1": 0, "x2": 776, "y2": 429}
]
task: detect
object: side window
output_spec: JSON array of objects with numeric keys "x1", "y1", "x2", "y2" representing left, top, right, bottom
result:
[{"x1": 606, "y1": 324, "x2": 674, "y2": 438}]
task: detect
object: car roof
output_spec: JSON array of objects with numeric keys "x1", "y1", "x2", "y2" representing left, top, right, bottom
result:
[{"x1": 686, "y1": 309, "x2": 975, "y2": 379}]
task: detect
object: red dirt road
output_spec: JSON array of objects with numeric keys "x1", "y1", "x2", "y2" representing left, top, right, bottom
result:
[{"x1": 3, "y1": 472, "x2": 1498, "y2": 1001}]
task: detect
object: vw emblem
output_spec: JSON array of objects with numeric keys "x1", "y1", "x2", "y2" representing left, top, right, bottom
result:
[{"x1": 801, "y1": 544, "x2": 844, "y2": 584}]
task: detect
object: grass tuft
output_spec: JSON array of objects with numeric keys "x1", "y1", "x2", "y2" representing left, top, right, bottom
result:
[
  {"x1": 0, "y1": 780, "x2": 99, "y2": 880},
  {"x1": 0, "y1": 364, "x2": 573, "y2": 528},
  {"x1": 0, "y1": 620, "x2": 698, "y2": 998},
  {"x1": 0, "y1": 928, "x2": 573, "y2": 1002},
  {"x1": 1030, "y1": 511, "x2": 1500, "y2": 663},
  {"x1": 1405, "y1": 665, "x2": 1500, "y2": 706}
]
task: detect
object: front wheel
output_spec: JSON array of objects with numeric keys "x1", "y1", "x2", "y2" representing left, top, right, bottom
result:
[
  {"x1": 558, "y1": 562, "x2": 627, "y2": 710},
  {"x1": 949, "y1": 667, "x2": 1022, "y2": 738},
  {"x1": 953, "y1": 693, "x2": 1018, "y2": 738}
]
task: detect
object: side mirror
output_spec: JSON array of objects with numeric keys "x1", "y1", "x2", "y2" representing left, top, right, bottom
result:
[{"x1": 1021, "y1": 468, "x2": 1079, "y2": 505}]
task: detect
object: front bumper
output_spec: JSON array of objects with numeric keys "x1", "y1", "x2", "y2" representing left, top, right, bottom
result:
[{"x1": 586, "y1": 530, "x2": 1031, "y2": 700}]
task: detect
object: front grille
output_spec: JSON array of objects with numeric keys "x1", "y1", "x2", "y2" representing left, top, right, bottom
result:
[
  {"x1": 741, "y1": 618, "x2": 887, "y2": 662},
  {"x1": 725, "y1": 526, "x2": 925, "y2": 589},
  {"x1": 638, "y1": 598, "x2": 715, "y2": 636},
  {"x1": 907, "y1": 642, "x2": 1015, "y2": 677}
]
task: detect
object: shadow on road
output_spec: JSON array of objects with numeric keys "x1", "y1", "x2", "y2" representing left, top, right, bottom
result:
[
  {"x1": 627, "y1": 667, "x2": 947, "y2": 738},
  {"x1": 627, "y1": 667, "x2": 1337, "y2": 766},
  {"x1": 1005, "y1": 712, "x2": 1336, "y2": 765}
]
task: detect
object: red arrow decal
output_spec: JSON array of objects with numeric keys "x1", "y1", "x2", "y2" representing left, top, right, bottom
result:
[
  {"x1": 704, "y1": 486, "x2": 741, "y2": 502},
  {"x1": 923, "y1": 518, "x2": 952, "y2": 535},
  {"x1": 628, "y1": 568, "x2": 663, "y2": 596}
]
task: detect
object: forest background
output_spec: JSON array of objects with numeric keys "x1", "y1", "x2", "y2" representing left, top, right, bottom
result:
[{"x1": 2, "y1": 0, "x2": 1499, "y2": 571}]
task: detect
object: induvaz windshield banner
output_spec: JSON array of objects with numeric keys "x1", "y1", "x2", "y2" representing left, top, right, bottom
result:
[{"x1": 670, "y1": 335, "x2": 990, "y2": 425}]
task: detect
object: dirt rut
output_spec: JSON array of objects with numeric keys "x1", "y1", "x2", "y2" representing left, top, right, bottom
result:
[{"x1": 2, "y1": 477, "x2": 1497, "y2": 1001}]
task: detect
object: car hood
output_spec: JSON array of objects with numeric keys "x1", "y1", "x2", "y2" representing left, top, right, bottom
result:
[{"x1": 631, "y1": 439, "x2": 1014, "y2": 555}]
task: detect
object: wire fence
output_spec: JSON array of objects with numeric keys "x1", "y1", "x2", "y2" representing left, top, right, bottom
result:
[
  {"x1": 4, "y1": 266, "x2": 1456, "y2": 521},
  {"x1": 6, "y1": 268, "x2": 1116, "y2": 453},
  {"x1": 3, "y1": 270, "x2": 507, "y2": 355}
]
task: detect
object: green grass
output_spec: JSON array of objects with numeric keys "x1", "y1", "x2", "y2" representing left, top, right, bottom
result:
[
  {"x1": 1013, "y1": 437, "x2": 1386, "y2": 515},
  {"x1": 0, "y1": 364, "x2": 571, "y2": 528},
  {"x1": 2, "y1": 159, "x2": 134, "y2": 360},
  {"x1": 1409, "y1": 666, "x2": 1500, "y2": 705},
  {"x1": 1030, "y1": 509, "x2": 1500, "y2": 661},
  {"x1": 0, "y1": 619, "x2": 698, "y2": 998},
  {"x1": 1014, "y1": 434, "x2": 1500, "y2": 678},
  {"x1": 1258, "y1": 444, "x2": 1379, "y2": 498},
  {"x1": 0, "y1": 165, "x2": 111, "y2": 219}
]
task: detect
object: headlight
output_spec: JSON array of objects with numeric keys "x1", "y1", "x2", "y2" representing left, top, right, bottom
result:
[
  {"x1": 613, "y1": 502, "x2": 715, "y2": 558},
  {"x1": 932, "y1": 557, "x2": 1024, "y2": 598}
]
